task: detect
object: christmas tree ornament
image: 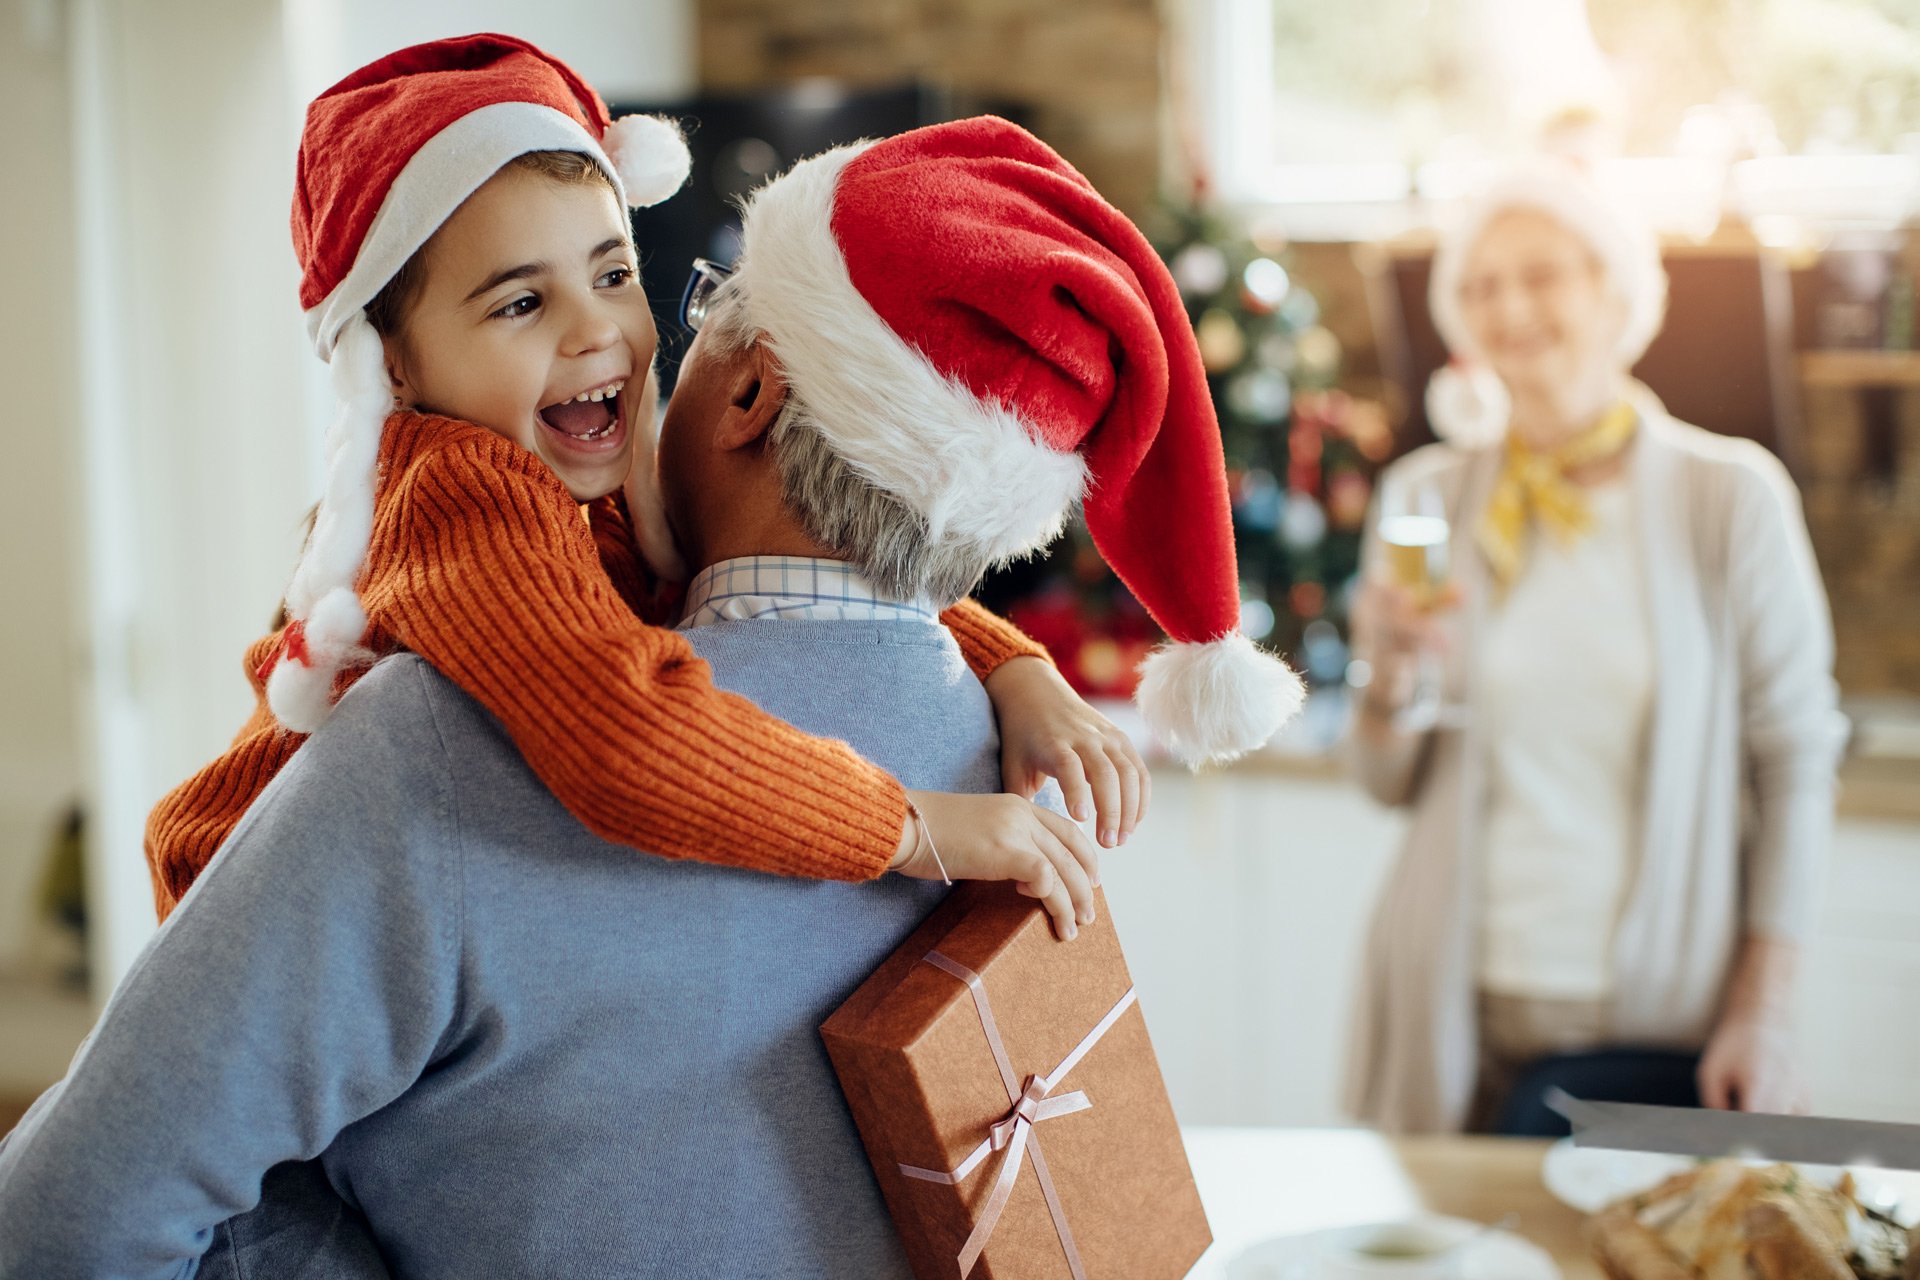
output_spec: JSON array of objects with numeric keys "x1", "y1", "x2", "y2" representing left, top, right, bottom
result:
[
  {"x1": 1171, "y1": 242, "x2": 1231, "y2": 296},
  {"x1": 1197, "y1": 309, "x2": 1248, "y2": 372}
]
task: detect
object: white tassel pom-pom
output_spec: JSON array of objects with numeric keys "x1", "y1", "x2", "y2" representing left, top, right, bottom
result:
[
  {"x1": 286, "y1": 316, "x2": 388, "y2": 617},
  {"x1": 274, "y1": 311, "x2": 386, "y2": 733},
  {"x1": 1135, "y1": 633, "x2": 1307, "y2": 768},
  {"x1": 603, "y1": 114, "x2": 692, "y2": 209},
  {"x1": 265, "y1": 586, "x2": 370, "y2": 734},
  {"x1": 1424, "y1": 362, "x2": 1510, "y2": 450},
  {"x1": 622, "y1": 366, "x2": 689, "y2": 582}
]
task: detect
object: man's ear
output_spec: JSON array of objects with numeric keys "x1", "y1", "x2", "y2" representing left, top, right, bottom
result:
[{"x1": 713, "y1": 343, "x2": 789, "y2": 451}]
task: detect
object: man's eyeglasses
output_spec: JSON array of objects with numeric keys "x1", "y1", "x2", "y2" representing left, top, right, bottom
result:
[{"x1": 679, "y1": 257, "x2": 736, "y2": 333}]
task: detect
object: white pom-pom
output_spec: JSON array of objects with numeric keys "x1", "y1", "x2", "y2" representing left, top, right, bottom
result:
[
  {"x1": 266, "y1": 587, "x2": 369, "y2": 734},
  {"x1": 602, "y1": 114, "x2": 691, "y2": 209},
  {"x1": 1424, "y1": 362, "x2": 1510, "y2": 449},
  {"x1": 622, "y1": 366, "x2": 689, "y2": 582},
  {"x1": 1135, "y1": 633, "x2": 1306, "y2": 768}
]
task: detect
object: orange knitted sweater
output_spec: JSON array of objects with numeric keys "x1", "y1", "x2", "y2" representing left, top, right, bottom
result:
[{"x1": 144, "y1": 411, "x2": 1046, "y2": 921}]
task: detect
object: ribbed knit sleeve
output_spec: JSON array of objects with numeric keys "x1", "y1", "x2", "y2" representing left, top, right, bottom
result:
[
  {"x1": 940, "y1": 597, "x2": 1051, "y2": 681},
  {"x1": 585, "y1": 490, "x2": 658, "y2": 621},
  {"x1": 145, "y1": 634, "x2": 303, "y2": 921},
  {"x1": 361, "y1": 415, "x2": 907, "y2": 882}
]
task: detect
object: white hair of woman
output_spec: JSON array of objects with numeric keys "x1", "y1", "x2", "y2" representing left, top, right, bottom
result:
[{"x1": 1423, "y1": 159, "x2": 1668, "y2": 448}]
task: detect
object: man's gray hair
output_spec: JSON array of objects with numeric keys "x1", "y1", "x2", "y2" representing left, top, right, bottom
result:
[{"x1": 702, "y1": 280, "x2": 999, "y2": 605}]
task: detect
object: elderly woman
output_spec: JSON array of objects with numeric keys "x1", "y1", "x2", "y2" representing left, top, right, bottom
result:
[{"x1": 1343, "y1": 160, "x2": 1847, "y2": 1134}]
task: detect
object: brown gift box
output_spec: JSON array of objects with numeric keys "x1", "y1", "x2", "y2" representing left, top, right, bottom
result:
[{"x1": 821, "y1": 881, "x2": 1211, "y2": 1280}]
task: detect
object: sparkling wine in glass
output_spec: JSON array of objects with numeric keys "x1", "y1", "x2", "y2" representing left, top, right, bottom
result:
[
  {"x1": 1376, "y1": 478, "x2": 1451, "y2": 730},
  {"x1": 1379, "y1": 510, "x2": 1451, "y2": 606}
]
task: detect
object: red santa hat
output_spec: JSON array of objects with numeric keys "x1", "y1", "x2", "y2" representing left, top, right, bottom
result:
[
  {"x1": 269, "y1": 33, "x2": 690, "y2": 733},
  {"x1": 730, "y1": 117, "x2": 1303, "y2": 766}
]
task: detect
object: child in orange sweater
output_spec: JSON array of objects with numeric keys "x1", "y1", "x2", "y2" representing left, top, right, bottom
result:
[{"x1": 149, "y1": 35, "x2": 1146, "y2": 940}]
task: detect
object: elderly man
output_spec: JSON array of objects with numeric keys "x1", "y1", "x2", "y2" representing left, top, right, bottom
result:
[{"x1": 0, "y1": 117, "x2": 1294, "y2": 1278}]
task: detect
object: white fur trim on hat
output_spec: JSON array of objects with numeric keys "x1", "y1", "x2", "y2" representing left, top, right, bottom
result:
[
  {"x1": 270, "y1": 312, "x2": 386, "y2": 733},
  {"x1": 1428, "y1": 158, "x2": 1668, "y2": 375},
  {"x1": 621, "y1": 365, "x2": 689, "y2": 582},
  {"x1": 306, "y1": 101, "x2": 632, "y2": 359},
  {"x1": 735, "y1": 142, "x2": 1089, "y2": 565},
  {"x1": 602, "y1": 114, "x2": 691, "y2": 209},
  {"x1": 1424, "y1": 361, "x2": 1512, "y2": 449},
  {"x1": 1135, "y1": 633, "x2": 1306, "y2": 767}
]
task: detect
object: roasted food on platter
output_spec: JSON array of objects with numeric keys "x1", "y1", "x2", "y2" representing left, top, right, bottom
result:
[{"x1": 1587, "y1": 1159, "x2": 1910, "y2": 1280}]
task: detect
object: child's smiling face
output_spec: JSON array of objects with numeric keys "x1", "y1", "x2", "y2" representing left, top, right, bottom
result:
[{"x1": 383, "y1": 162, "x2": 655, "y2": 501}]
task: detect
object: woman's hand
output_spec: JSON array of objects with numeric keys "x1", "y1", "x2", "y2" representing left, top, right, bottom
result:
[
  {"x1": 1347, "y1": 578, "x2": 1461, "y2": 721},
  {"x1": 1698, "y1": 935, "x2": 1809, "y2": 1114},
  {"x1": 890, "y1": 790, "x2": 1101, "y2": 941},
  {"x1": 1698, "y1": 1010, "x2": 1809, "y2": 1114},
  {"x1": 983, "y1": 656, "x2": 1148, "y2": 848}
]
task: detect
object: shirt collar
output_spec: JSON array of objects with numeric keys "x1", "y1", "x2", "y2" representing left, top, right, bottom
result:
[{"x1": 676, "y1": 555, "x2": 937, "y2": 629}]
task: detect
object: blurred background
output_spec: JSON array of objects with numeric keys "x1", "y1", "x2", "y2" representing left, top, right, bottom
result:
[{"x1": 3, "y1": 0, "x2": 1918, "y2": 1133}]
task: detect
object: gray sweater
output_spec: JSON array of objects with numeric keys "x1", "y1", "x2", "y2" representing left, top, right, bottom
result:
[{"x1": 0, "y1": 617, "x2": 1001, "y2": 1278}]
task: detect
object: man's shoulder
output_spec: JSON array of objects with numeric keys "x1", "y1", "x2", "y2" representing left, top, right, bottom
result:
[{"x1": 298, "y1": 656, "x2": 512, "y2": 795}]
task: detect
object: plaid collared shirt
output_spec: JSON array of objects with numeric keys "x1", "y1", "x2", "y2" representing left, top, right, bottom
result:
[{"x1": 676, "y1": 556, "x2": 938, "y2": 629}]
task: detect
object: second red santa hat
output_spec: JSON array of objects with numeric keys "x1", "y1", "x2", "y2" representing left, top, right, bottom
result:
[{"x1": 732, "y1": 116, "x2": 1303, "y2": 765}]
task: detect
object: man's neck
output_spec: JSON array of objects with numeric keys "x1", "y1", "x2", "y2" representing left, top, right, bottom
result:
[{"x1": 688, "y1": 527, "x2": 835, "y2": 577}]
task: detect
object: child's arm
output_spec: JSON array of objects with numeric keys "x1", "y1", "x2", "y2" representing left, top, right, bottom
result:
[
  {"x1": 588, "y1": 489, "x2": 1147, "y2": 847},
  {"x1": 145, "y1": 633, "x2": 301, "y2": 920},
  {"x1": 366, "y1": 430, "x2": 1091, "y2": 891},
  {"x1": 981, "y1": 654, "x2": 1150, "y2": 848},
  {"x1": 149, "y1": 422, "x2": 1116, "y2": 927}
]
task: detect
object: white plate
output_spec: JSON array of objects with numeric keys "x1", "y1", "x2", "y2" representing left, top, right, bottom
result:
[
  {"x1": 1225, "y1": 1215, "x2": 1561, "y2": 1280},
  {"x1": 1538, "y1": 1139, "x2": 1692, "y2": 1214},
  {"x1": 1540, "y1": 1137, "x2": 1920, "y2": 1224}
]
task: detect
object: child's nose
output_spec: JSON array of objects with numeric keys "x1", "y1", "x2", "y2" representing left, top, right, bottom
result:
[{"x1": 561, "y1": 301, "x2": 622, "y2": 355}]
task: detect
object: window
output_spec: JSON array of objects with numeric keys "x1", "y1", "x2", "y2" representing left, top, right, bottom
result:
[{"x1": 1198, "y1": 0, "x2": 1920, "y2": 235}]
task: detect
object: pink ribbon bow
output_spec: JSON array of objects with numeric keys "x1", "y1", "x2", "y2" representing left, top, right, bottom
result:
[{"x1": 897, "y1": 950, "x2": 1139, "y2": 1279}]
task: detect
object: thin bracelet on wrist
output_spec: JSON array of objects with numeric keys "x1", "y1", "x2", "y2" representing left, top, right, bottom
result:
[{"x1": 902, "y1": 798, "x2": 953, "y2": 885}]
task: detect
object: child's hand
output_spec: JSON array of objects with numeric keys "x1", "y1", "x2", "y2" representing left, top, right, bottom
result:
[
  {"x1": 984, "y1": 656, "x2": 1149, "y2": 848},
  {"x1": 892, "y1": 791, "x2": 1100, "y2": 941}
]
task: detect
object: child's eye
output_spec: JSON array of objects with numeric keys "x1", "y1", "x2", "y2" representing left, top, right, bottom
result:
[
  {"x1": 597, "y1": 265, "x2": 635, "y2": 289},
  {"x1": 490, "y1": 294, "x2": 539, "y2": 320}
]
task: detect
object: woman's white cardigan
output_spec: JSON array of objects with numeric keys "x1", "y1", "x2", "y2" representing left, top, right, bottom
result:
[{"x1": 1344, "y1": 397, "x2": 1848, "y2": 1134}]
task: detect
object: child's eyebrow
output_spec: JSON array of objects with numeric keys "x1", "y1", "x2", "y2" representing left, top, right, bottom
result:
[{"x1": 462, "y1": 239, "x2": 633, "y2": 304}]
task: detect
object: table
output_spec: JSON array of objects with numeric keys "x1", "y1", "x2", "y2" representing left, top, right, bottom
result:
[{"x1": 1182, "y1": 1127, "x2": 1599, "y2": 1279}]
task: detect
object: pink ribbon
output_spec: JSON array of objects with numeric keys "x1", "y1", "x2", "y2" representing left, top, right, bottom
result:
[{"x1": 897, "y1": 950, "x2": 1138, "y2": 1279}]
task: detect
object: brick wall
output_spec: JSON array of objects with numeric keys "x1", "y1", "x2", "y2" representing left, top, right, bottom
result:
[{"x1": 696, "y1": 0, "x2": 1165, "y2": 214}]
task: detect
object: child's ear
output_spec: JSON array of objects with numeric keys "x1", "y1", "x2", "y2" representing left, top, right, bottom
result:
[
  {"x1": 380, "y1": 334, "x2": 414, "y2": 409},
  {"x1": 715, "y1": 343, "x2": 789, "y2": 451}
]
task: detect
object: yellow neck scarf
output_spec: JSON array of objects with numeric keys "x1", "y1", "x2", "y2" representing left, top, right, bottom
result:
[{"x1": 1476, "y1": 401, "x2": 1638, "y2": 588}]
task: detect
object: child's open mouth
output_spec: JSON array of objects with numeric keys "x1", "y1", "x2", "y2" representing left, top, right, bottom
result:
[{"x1": 537, "y1": 379, "x2": 626, "y2": 450}]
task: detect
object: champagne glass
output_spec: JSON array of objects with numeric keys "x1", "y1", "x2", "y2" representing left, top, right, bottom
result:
[{"x1": 1375, "y1": 477, "x2": 1450, "y2": 731}]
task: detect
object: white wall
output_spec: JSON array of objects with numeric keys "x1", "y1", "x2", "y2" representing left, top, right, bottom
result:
[
  {"x1": 52, "y1": 0, "x2": 692, "y2": 995},
  {"x1": 0, "y1": 0, "x2": 83, "y2": 974},
  {"x1": 283, "y1": 0, "x2": 693, "y2": 105}
]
